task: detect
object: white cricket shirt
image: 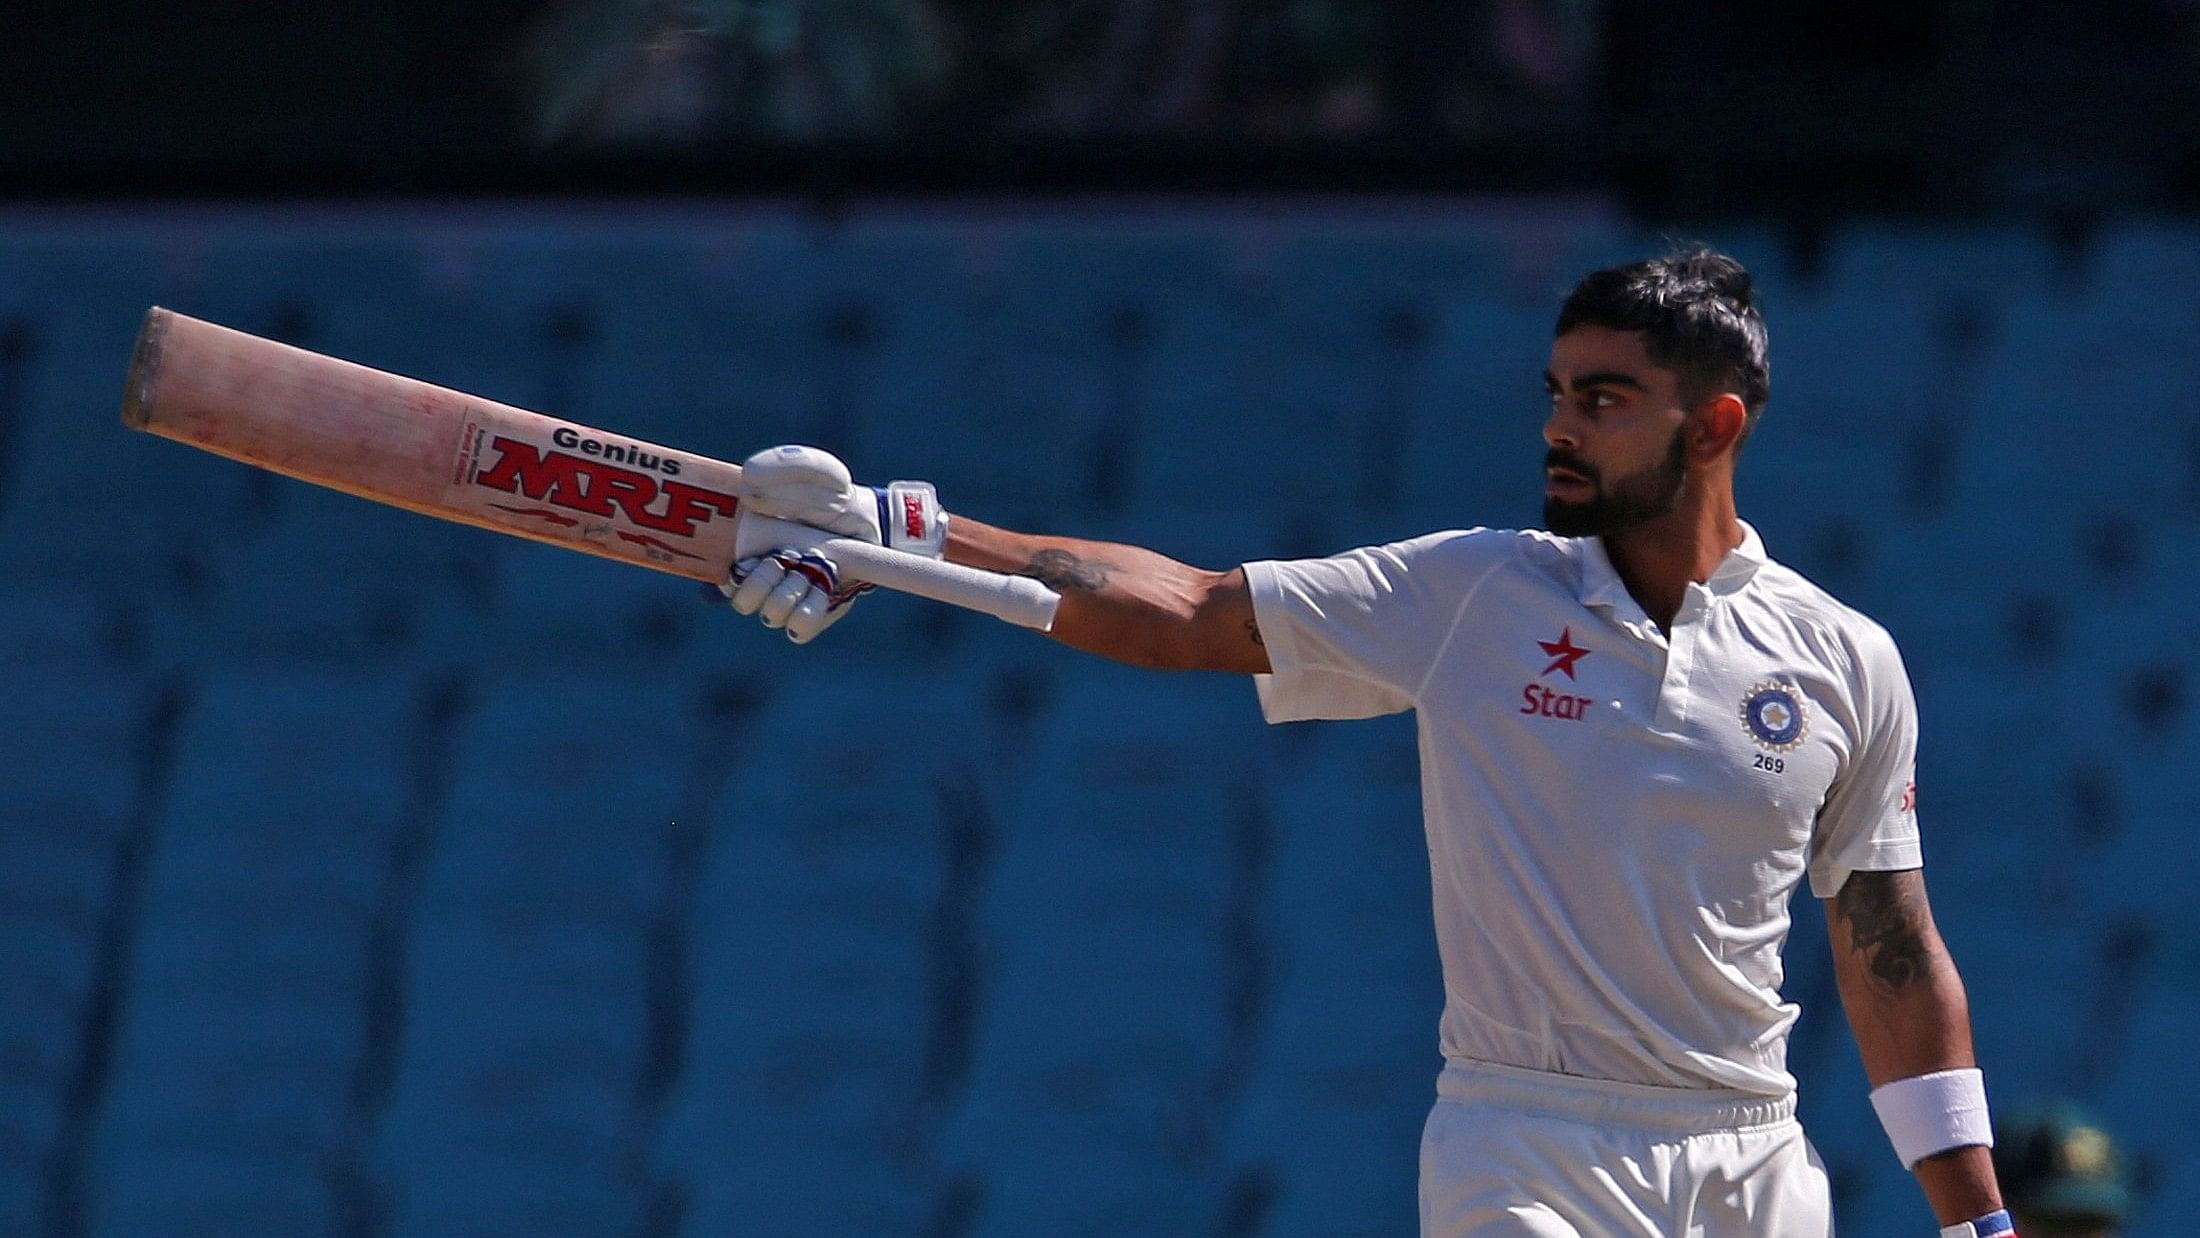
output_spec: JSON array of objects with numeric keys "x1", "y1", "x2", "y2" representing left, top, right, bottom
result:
[{"x1": 1245, "y1": 522, "x2": 1922, "y2": 1097}]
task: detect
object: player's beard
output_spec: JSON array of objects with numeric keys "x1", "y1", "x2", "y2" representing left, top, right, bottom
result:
[{"x1": 1543, "y1": 427, "x2": 1689, "y2": 537}]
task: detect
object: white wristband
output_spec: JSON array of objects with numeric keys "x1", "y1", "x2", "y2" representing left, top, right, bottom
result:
[{"x1": 1869, "y1": 1067, "x2": 1993, "y2": 1169}]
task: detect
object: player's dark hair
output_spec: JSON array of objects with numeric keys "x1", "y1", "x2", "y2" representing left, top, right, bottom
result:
[{"x1": 1556, "y1": 249, "x2": 1770, "y2": 446}]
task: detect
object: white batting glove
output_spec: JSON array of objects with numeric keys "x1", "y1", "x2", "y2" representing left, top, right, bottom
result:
[
  {"x1": 719, "y1": 548, "x2": 866, "y2": 644},
  {"x1": 719, "y1": 445, "x2": 947, "y2": 644}
]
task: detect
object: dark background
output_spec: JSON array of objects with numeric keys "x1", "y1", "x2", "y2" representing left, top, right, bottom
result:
[{"x1": 6, "y1": 0, "x2": 2196, "y2": 217}]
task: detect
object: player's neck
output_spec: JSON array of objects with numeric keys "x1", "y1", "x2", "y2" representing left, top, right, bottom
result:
[{"x1": 1599, "y1": 486, "x2": 1744, "y2": 632}]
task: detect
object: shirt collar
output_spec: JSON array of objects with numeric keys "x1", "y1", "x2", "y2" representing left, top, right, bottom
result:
[
  {"x1": 1576, "y1": 520, "x2": 1769, "y2": 610},
  {"x1": 1709, "y1": 521, "x2": 1769, "y2": 593}
]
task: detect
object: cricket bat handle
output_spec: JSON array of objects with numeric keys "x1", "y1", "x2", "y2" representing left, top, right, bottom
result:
[
  {"x1": 823, "y1": 537, "x2": 1060, "y2": 632},
  {"x1": 741, "y1": 515, "x2": 1059, "y2": 631}
]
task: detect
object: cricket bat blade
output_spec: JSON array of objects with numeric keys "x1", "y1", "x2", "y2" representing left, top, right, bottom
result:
[{"x1": 120, "y1": 307, "x2": 1059, "y2": 632}]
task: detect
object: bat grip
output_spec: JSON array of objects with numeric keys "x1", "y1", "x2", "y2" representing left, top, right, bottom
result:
[{"x1": 818, "y1": 537, "x2": 1061, "y2": 631}]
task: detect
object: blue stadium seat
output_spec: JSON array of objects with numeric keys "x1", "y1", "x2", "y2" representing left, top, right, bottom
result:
[
  {"x1": 2088, "y1": 218, "x2": 2200, "y2": 306},
  {"x1": 89, "y1": 671, "x2": 414, "y2": 1236},
  {"x1": 1229, "y1": 714, "x2": 1434, "y2": 1237},
  {"x1": 2026, "y1": 538, "x2": 2193, "y2": 809},
  {"x1": 942, "y1": 221, "x2": 1231, "y2": 519},
  {"x1": 2101, "y1": 980, "x2": 2200, "y2": 1130},
  {"x1": 488, "y1": 536, "x2": 701, "y2": 657},
  {"x1": 1267, "y1": 219, "x2": 1506, "y2": 310},
  {"x1": 980, "y1": 662, "x2": 1270, "y2": 932},
  {"x1": 676, "y1": 223, "x2": 856, "y2": 460},
  {"x1": 90, "y1": 1157, "x2": 339, "y2": 1238},
  {"x1": 646, "y1": 213, "x2": 984, "y2": 494},
  {"x1": 1861, "y1": 522, "x2": 2062, "y2": 678},
  {"x1": 1824, "y1": 223, "x2": 2061, "y2": 306},
  {"x1": 0, "y1": 1147, "x2": 37, "y2": 1237},
  {"x1": 1834, "y1": 1164, "x2": 1939, "y2": 1237},
  {"x1": 962, "y1": 1155, "x2": 1224, "y2": 1238},
  {"x1": 1767, "y1": 293, "x2": 1947, "y2": 445},
  {"x1": 2090, "y1": 981, "x2": 2199, "y2": 1232},
  {"x1": 661, "y1": 664, "x2": 970, "y2": 1229},
  {"x1": 375, "y1": 671, "x2": 677, "y2": 1236},
  {"x1": 965, "y1": 919, "x2": 1228, "y2": 1103},
  {"x1": 937, "y1": 666, "x2": 1264, "y2": 1230},
  {"x1": 0, "y1": 671, "x2": 146, "y2": 1227},
  {"x1": 1737, "y1": 420, "x2": 1916, "y2": 558},
  {"x1": 174, "y1": 484, "x2": 492, "y2": 667},
  {"x1": 1402, "y1": 296, "x2": 1563, "y2": 523},
  {"x1": 1980, "y1": 296, "x2": 2192, "y2": 398},
  {"x1": 386, "y1": 1157, "x2": 643, "y2": 1238},
  {"x1": 454, "y1": 218, "x2": 750, "y2": 448},
  {"x1": 1958, "y1": 337, "x2": 2180, "y2": 524},
  {"x1": 676, "y1": 1161, "x2": 938, "y2": 1238},
  {"x1": 0, "y1": 228, "x2": 166, "y2": 379},
  {"x1": 2083, "y1": 742, "x2": 2200, "y2": 931},
  {"x1": 1, "y1": 312, "x2": 248, "y2": 582},
  {"x1": 163, "y1": 226, "x2": 457, "y2": 378},
  {"x1": 1217, "y1": 221, "x2": 1521, "y2": 514},
  {"x1": 1949, "y1": 926, "x2": 2094, "y2": 1100},
  {"x1": 816, "y1": 214, "x2": 984, "y2": 470},
  {"x1": 0, "y1": 580, "x2": 127, "y2": 671}
]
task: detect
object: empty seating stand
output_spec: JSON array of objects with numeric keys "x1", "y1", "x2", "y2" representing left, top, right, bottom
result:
[
  {"x1": 85, "y1": 670, "x2": 418, "y2": 1238},
  {"x1": 0, "y1": 209, "x2": 2186, "y2": 1235},
  {"x1": 374, "y1": 671, "x2": 692, "y2": 1236},
  {"x1": 1230, "y1": 712, "x2": 1437, "y2": 1238},
  {"x1": 660, "y1": 666, "x2": 971, "y2": 1235},
  {"x1": 0, "y1": 672, "x2": 150, "y2": 1234}
]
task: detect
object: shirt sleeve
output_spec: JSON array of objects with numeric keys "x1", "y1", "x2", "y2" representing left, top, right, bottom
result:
[
  {"x1": 1243, "y1": 529, "x2": 1505, "y2": 724},
  {"x1": 1808, "y1": 623, "x2": 1926, "y2": 898}
]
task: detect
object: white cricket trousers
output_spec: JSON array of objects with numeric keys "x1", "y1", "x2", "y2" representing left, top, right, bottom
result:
[{"x1": 1419, "y1": 1059, "x2": 1833, "y2": 1237}]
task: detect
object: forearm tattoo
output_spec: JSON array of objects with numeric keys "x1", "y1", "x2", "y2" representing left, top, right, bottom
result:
[
  {"x1": 1019, "y1": 549, "x2": 1115, "y2": 592},
  {"x1": 1837, "y1": 869, "x2": 1934, "y2": 996}
]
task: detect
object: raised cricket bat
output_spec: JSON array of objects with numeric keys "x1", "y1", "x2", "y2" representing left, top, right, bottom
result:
[{"x1": 120, "y1": 308, "x2": 1058, "y2": 630}]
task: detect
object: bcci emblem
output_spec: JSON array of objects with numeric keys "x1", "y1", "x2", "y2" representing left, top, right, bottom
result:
[{"x1": 1740, "y1": 681, "x2": 1808, "y2": 752}]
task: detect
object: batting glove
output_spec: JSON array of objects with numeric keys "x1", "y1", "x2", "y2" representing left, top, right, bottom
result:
[{"x1": 718, "y1": 445, "x2": 947, "y2": 644}]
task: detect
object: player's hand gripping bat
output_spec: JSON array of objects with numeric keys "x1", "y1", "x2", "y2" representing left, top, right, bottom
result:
[{"x1": 120, "y1": 308, "x2": 1059, "y2": 631}]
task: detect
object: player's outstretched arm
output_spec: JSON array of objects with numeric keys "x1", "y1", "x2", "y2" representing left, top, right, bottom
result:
[
  {"x1": 718, "y1": 444, "x2": 1267, "y2": 670},
  {"x1": 948, "y1": 515, "x2": 1270, "y2": 674},
  {"x1": 1824, "y1": 868, "x2": 2009, "y2": 1233}
]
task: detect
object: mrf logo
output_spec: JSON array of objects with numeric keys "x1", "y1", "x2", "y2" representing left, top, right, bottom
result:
[
  {"x1": 1520, "y1": 626, "x2": 1596, "y2": 721},
  {"x1": 470, "y1": 430, "x2": 738, "y2": 545}
]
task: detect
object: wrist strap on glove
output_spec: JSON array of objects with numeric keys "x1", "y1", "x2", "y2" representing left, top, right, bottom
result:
[
  {"x1": 875, "y1": 481, "x2": 947, "y2": 557},
  {"x1": 1938, "y1": 1209, "x2": 2015, "y2": 1238}
]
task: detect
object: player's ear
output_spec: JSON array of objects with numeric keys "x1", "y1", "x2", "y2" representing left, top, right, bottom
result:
[{"x1": 1688, "y1": 392, "x2": 1749, "y2": 463}]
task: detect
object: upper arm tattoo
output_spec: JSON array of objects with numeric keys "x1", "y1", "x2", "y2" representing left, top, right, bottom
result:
[
  {"x1": 1245, "y1": 616, "x2": 1263, "y2": 647},
  {"x1": 1019, "y1": 549, "x2": 1114, "y2": 592},
  {"x1": 1834, "y1": 868, "x2": 1935, "y2": 997}
]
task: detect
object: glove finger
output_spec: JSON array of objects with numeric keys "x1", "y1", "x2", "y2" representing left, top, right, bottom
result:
[
  {"x1": 783, "y1": 586, "x2": 849, "y2": 644},
  {"x1": 757, "y1": 570, "x2": 816, "y2": 629},
  {"x1": 715, "y1": 557, "x2": 761, "y2": 604},
  {"x1": 728, "y1": 557, "x2": 785, "y2": 616}
]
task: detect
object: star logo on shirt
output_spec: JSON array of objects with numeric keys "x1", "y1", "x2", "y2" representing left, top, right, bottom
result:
[{"x1": 1538, "y1": 627, "x2": 1592, "y2": 680}]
